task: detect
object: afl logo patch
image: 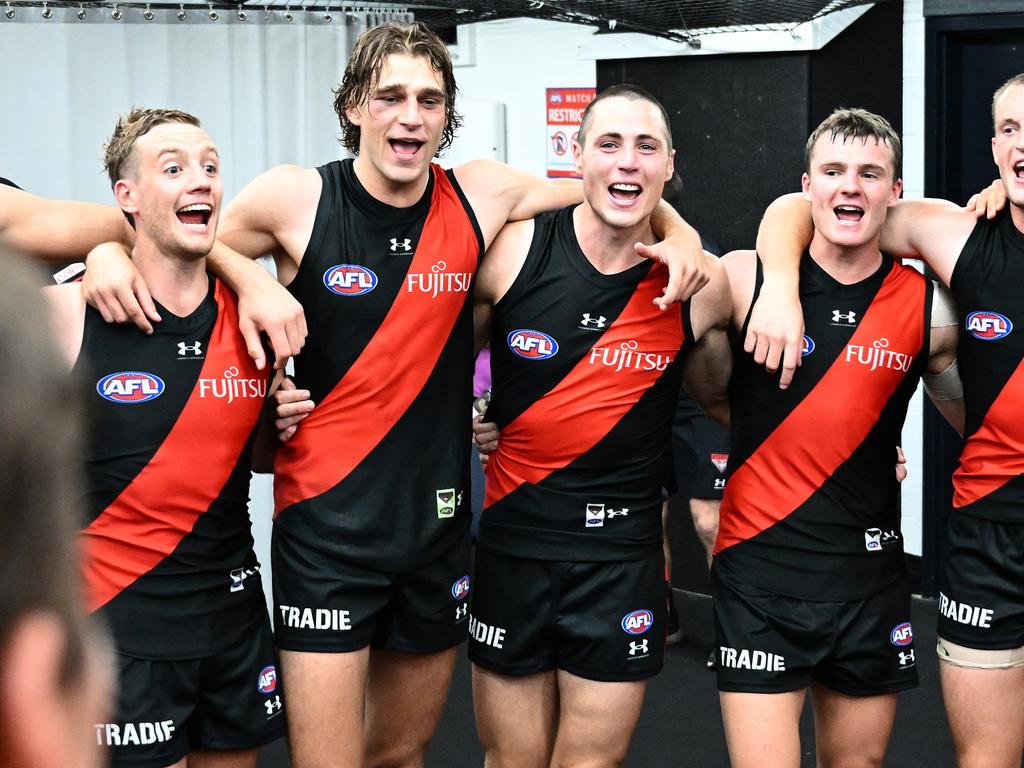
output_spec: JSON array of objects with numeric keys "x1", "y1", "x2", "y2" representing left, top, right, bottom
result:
[
  {"x1": 802, "y1": 335, "x2": 815, "y2": 357},
  {"x1": 97, "y1": 371, "x2": 165, "y2": 403},
  {"x1": 451, "y1": 575, "x2": 471, "y2": 601},
  {"x1": 323, "y1": 264, "x2": 378, "y2": 296},
  {"x1": 890, "y1": 622, "x2": 913, "y2": 647},
  {"x1": 508, "y1": 329, "x2": 558, "y2": 360},
  {"x1": 621, "y1": 609, "x2": 654, "y2": 635},
  {"x1": 257, "y1": 665, "x2": 277, "y2": 694},
  {"x1": 966, "y1": 311, "x2": 1012, "y2": 341}
]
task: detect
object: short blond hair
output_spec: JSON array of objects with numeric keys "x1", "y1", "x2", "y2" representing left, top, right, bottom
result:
[
  {"x1": 992, "y1": 73, "x2": 1024, "y2": 130},
  {"x1": 805, "y1": 107, "x2": 901, "y2": 180},
  {"x1": 103, "y1": 107, "x2": 201, "y2": 188}
]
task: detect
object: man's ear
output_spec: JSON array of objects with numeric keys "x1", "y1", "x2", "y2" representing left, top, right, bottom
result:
[
  {"x1": 0, "y1": 612, "x2": 73, "y2": 768},
  {"x1": 113, "y1": 179, "x2": 139, "y2": 217}
]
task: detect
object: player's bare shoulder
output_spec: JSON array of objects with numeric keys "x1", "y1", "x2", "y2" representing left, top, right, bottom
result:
[
  {"x1": 477, "y1": 218, "x2": 536, "y2": 307},
  {"x1": 42, "y1": 282, "x2": 86, "y2": 367},
  {"x1": 720, "y1": 249, "x2": 758, "y2": 325}
]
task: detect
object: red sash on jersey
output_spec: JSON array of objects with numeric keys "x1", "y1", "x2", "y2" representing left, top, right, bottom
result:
[
  {"x1": 273, "y1": 166, "x2": 479, "y2": 514},
  {"x1": 485, "y1": 265, "x2": 683, "y2": 507},
  {"x1": 715, "y1": 265, "x2": 925, "y2": 553},
  {"x1": 953, "y1": 358, "x2": 1024, "y2": 508},
  {"x1": 81, "y1": 284, "x2": 263, "y2": 611}
]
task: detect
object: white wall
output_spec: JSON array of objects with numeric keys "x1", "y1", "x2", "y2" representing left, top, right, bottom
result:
[{"x1": 450, "y1": 4, "x2": 933, "y2": 557}]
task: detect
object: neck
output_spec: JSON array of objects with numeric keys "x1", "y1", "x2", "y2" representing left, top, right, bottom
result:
[
  {"x1": 132, "y1": 238, "x2": 209, "y2": 317},
  {"x1": 573, "y1": 203, "x2": 651, "y2": 274},
  {"x1": 352, "y1": 156, "x2": 430, "y2": 208},
  {"x1": 807, "y1": 231, "x2": 883, "y2": 285}
]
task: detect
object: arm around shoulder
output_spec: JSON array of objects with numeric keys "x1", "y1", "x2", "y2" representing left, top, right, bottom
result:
[
  {"x1": 881, "y1": 200, "x2": 976, "y2": 286},
  {"x1": 473, "y1": 218, "x2": 535, "y2": 352}
]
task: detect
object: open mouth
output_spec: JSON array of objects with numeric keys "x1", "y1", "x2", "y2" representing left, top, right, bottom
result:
[
  {"x1": 834, "y1": 204, "x2": 864, "y2": 223},
  {"x1": 176, "y1": 203, "x2": 212, "y2": 230},
  {"x1": 609, "y1": 183, "x2": 642, "y2": 203},
  {"x1": 389, "y1": 138, "x2": 424, "y2": 160},
  {"x1": 1014, "y1": 160, "x2": 1023, "y2": 181}
]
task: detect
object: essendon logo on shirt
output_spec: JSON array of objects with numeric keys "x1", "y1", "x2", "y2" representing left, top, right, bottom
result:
[
  {"x1": 965, "y1": 310, "x2": 1013, "y2": 341},
  {"x1": 97, "y1": 371, "x2": 165, "y2": 403},
  {"x1": 844, "y1": 338, "x2": 913, "y2": 373},
  {"x1": 198, "y1": 366, "x2": 268, "y2": 404},
  {"x1": 508, "y1": 329, "x2": 558, "y2": 360},
  {"x1": 405, "y1": 260, "x2": 472, "y2": 298},
  {"x1": 588, "y1": 340, "x2": 672, "y2": 373},
  {"x1": 323, "y1": 265, "x2": 378, "y2": 296}
]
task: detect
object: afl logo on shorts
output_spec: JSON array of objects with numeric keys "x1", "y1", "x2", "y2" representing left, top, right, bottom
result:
[
  {"x1": 890, "y1": 622, "x2": 913, "y2": 647},
  {"x1": 97, "y1": 371, "x2": 165, "y2": 403},
  {"x1": 451, "y1": 575, "x2": 471, "y2": 601},
  {"x1": 508, "y1": 329, "x2": 558, "y2": 360},
  {"x1": 621, "y1": 609, "x2": 654, "y2": 635},
  {"x1": 323, "y1": 264, "x2": 378, "y2": 296},
  {"x1": 966, "y1": 310, "x2": 1012, "y2": 340},
  {"x1": 257, "y1": 665, "x2": 277, "y2": 694},
  {"x1": 802, "y1": 335, "x2": 815, "y2": 357}
]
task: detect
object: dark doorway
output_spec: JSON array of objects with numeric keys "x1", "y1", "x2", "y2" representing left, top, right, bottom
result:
[{"x1": 922, "y1": 7, "x2": 1024, "y2": 597}]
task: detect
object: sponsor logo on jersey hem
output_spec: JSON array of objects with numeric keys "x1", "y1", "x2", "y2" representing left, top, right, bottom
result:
[
  {"x1": 864, "y1": 527, "x2": 900, "y2": 552},
  {"x1": 323, "y1": 264, "x2": 378, "y2": 296},
  {"x1": 436, "y1": 488, "x2": 461, "y2": 519},
  {"x1": 97, "y1": 371, "x2": 165, "y2": 403},
  {"x1": 278, "y1": 604, "x2": 352, "y2": 631}
]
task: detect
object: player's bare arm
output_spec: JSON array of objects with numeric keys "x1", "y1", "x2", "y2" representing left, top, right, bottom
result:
[
  {"x1": 922, "y1": 284, "x2": 965, "y2": 435},
  {"x1": 0, "y1": 185, "x2": 133, "y2": 263},
  {"x1": 681, "y1": 254, "x2": 733, "y2": 427},
  {"x1": 83, "y1": 164, "x2": 313, "y2": 370},
  {"x1": 456, "y1": 160, "x2": 707, "y2": 306},
  {"x1": 471, "y1": 217, "x2": 535, "y2": 354},
  {"x1": 41, "y1": 283, "x2": 87, "y2": 368},
  {"x1": 749, "y1": 187, "x2": 999, "y2": 384}
]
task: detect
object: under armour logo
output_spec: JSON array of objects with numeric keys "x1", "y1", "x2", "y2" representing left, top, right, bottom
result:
[
  {"x1": 606, "y1": 508, "x2": 629, "y2": 518},
  {"x1": 455, "y1": 603, "x2": 468, "y2": 621},
  {"x1": 714, "y1": 479, "x2": 726, "y2": 489},
  {"x1": 629, "y1": 640, "x2": 648, "y2": 656},
  {"x1": 899, "y1": 650, "x2": 915, "y2": 666},
  {"x1": 390, "y1": 238, "x2": 412, "y2": 252},
  {"x1": 580, "y1": 313, "x2": 607, "y2": 328},
  {"x1": 178, "y1": 341, "x2": 203, "y2": 357},
  {"x1": 832, "y1": 310, "x2": 857, "y2": 324},
  {"x1": 264, "y1": 696, "x2": 283, "y2": 715}
]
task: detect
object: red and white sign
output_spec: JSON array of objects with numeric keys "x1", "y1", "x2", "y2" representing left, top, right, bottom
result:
[{"x1": 546, "y1": 87, "x2": 595, "y2": 178}]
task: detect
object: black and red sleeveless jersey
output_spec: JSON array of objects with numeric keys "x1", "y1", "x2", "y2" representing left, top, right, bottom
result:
[
  {"x1": 480, "y1": 206, "x2": 690, "y2": 562},
  {"x1": 715, "y1": 254, "x2": 931, "y2": 599},
  {"x1": 949, "y1": 210, "x2": 1024, "y2": 523},
  {"x1": 76, "y1": 278, "x2": 267, "y2": 659},
  {"x1": 274, "y1": 159, "x2": 483, "y2": 569}
]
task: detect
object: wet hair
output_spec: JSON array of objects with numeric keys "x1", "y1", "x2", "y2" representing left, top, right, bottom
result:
[
  {"x1": 577, "y1": 83, "x2": 673, "y2": 154},
  {"x1": 804, "y1": 107, "x2": 902, "y2": 180},
  {"x1": 103, "y1": 107, "x2": 201, "y2": 188},
  {"x1": 992, "y1": 73, "x2": 1024, "y2": 130},
  {"x1": 333, "y1": 22, "x2": 462, "y2": 156},
  {"x1": 0, "y1": 259, "x2": 88, "y2": 689}
]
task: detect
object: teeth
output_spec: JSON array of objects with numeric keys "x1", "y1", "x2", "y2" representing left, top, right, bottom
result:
[
  {"x1": 178, "y1": 203, "x2": 212, "y2": 212},
  {"x1": 611, "y1": 183, "x2": 640, "y2": 192}
]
